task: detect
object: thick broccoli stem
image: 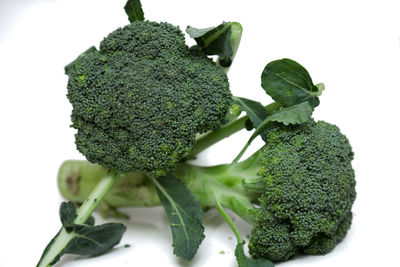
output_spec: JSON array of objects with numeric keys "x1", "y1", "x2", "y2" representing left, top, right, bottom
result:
[
  {"x1": 191, "y1": 101, "x2": 281, "y2": 157},
  {"x1": 58, "y1": 150, "x2": 264, "y2": 224},
  {"x1": 58, "y1": 160, "x2": 160, "y2": 218},
  {"x1": 175, "y1": 151, "x2": 263, "y2": 224},
  {"x1": 38, "y1": 171, "x2": 119, "y2": 267}
]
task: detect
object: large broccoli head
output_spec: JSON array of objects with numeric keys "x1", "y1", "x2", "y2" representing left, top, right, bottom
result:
[
  {"x1": 249, "y1": 120, "x2": 356, "y2": 261},
  {"x1": 65, "y1": 21, "x2": 231, "y2": 176}
]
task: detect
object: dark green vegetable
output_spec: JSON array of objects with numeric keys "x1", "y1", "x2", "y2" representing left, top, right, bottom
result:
[
  {"x1": 248, "y1": 120, "x2": 355, "y2": 261},
  {"x1": 183, "y1": 119, "x2": 355, "y2": 263},
  {"x1": 38, "y1": 0, "x2": 238, "y2": 264},
  {"x1": 38, "y1": 0, "x2": 357, "y2": 264},
  {"x1": 66, "y1": 20, "x2": 231, "y2": 177}
]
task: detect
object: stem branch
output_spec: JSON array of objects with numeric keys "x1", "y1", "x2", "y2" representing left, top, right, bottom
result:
[
  {"x1": 191, "y1": 116, "x2": 247, "y2": 157},
  {"x1": 191, "y1": 101, "x2": 281, "y2": 157},
  {"x1": 37, "y1": 172, "x2": 118, "y2": 267},
  {"x1": 214, "y1": 194, "x2": 242, "y2": 243}
]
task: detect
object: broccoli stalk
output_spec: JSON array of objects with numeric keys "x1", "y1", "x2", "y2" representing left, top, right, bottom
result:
[
  {"x1": 58, "y1": 151, "x2": 261, "y2": 223},
  {"x1": 58, "y1": 119, "x2": 356, "y2": 263},
  {"x1": 38, "y1": 17, "x2": 240, "y2": 265},
  {"x1": 57, "y1": 161, "x2": 160, "y2": 218},
  {"x1": 37, "y1": 171, "x2": 123, "y2": 267},
  {"x1": 37, "y1": 3, "x2": 252, "y2": 261}
]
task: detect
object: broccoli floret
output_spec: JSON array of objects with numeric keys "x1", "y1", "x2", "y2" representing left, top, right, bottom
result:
[
  {"x1": 66, "y1": 21, "x2": 231, "y2": 176},
  {"x1": 58, "y1": 119, "x2": 356, "y2": 263},
  {"x1": 248, "y1": 120, "x2": 356, "y2": 261}
]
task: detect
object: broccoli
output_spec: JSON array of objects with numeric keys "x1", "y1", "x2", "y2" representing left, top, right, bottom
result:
[
  {"x1": 247, "y1": 120, "x2": 356, "y2": 261},
  {"x1": 65, "y1": 20, "x2": 231, "y2": 177},
  {"x1": 37, "y1": 16, "x2": 236, "y2": 266},
  {"x1": 58, "y1": 119, "x2": 356, "y2": 262},
  {"x1": 38, "y1": 1, "x2": 356, "y2": 265}
]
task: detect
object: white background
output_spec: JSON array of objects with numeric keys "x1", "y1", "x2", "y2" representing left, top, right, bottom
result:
[{"x1": 1, "y1": 0, "x2": 399, "y2": 266}]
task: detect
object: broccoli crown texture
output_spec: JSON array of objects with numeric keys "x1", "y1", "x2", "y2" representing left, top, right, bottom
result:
[
  {"x1": 249, "y1": 120, "x2": 356, "y2": 261},
  {"x1": 65, "y1": 21, "x2": 231, "y2": 176}
]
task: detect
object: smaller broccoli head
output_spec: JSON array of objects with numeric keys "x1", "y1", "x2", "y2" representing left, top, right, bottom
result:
[
  {"x1": 65, "y1": 21, "x2": 231, "y2": 176},
  {"x1": 248, "y1": 120, "x2": 356, "y2": 261}
]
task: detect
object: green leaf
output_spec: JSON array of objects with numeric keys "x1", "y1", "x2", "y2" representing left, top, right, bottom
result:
[
  {"x1": 233, "y1": 102, "x2": 313, "y2": 162},
  {"x1": 124, "y1": 0, "x2": 144, "y2": 23},
  {"x1": 251, "y1": 101, "x2": 313, "y2": 142},
  {"x1": 152, "y1": 175, "x2": 205, "y2": 261},
  {"x1": 60, "y1": 202, "x2": 76, "y2": 226},
  {"x1": 64, "y1": 223, "x2": 126, "y2": 256},
  {"x1": 224, "y1": 104, "x2": 242, "y2": 124},
  {"x1": 235, "y1": 242, "x2": 274, "y2": 267},
  {"x1": 233, "y1": 97, "x2": 268, "y2": 129},
  {"x1": 38, "y1": 202, "x2": 126, "y2": 266},
  {"x1": 263, "y1": 101, "x2": 313, "y2": 126},
  {"x1": 85, "y1": 215, "x2": 95, "y2": 226},
  {"x1": 261, "y1": 58, "x2": 321, "y2": 108},
  {"x1": 187, "y1": 22, "x2": 236, "y2": 67},
  {"x1": 186, "y1": 26, "x2": 219, "y2": 39},
  {"x1": 60, "y1": 202, "x2": 95, "y2": 231},
  {"x1": 46, "y1": 223, "x2": 125, "y2": 265}
]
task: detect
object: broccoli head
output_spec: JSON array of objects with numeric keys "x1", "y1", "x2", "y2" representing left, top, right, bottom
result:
[
  {"x1": 65, "y1": 21, "x2": 231, "y2": 176},
  {"x1": 248, "y1": 120, "x2": 356, "y2": 261}
]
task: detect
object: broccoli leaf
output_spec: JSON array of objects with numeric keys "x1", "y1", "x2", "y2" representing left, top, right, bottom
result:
[
  {"x1": 38, "y1": 202, "x2": 126, "y2": 266},
  {"x1": 224, "y1": 104, "x2": 242, "y2": 124},
  {"x1": 187, "y1": 22, "x2": 233, "y2": 67},
  {"x1": 60, "y1": 201, "x2": 77, "y2": 226},
  {"x1": 64, "y1": 223, "x2": 126, "y2": 256},
  {"x1": 233, "y1": 102, "x2": 313, "y2": 162},
  {"x1": 248, "y1": 101, "x2": 313, "y2": 146},
  {"x1": 235, "y1": 242, "x2": 274, "y2": 267},
  {"x1": 85, "y1": 214, "x2": 95, "y2": 227},
  {"x1": 124, "y1": 0, "x2": 144, "y2": 23},
  {"x1": 261, "y1": 101, "x2": 313, "y2": 126},
  {"x1": 60, "y1": 202, "x2": 95, "y2": 230},
  {"x1": 152, "y1": 175, "x2": 205, "y2": 261},
  {"x1": 233, "y1": 96, "x2": 268, "y2": 129},
  {"x1": 261, "y1": 58, "x2": 322, "y2": 108}
]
